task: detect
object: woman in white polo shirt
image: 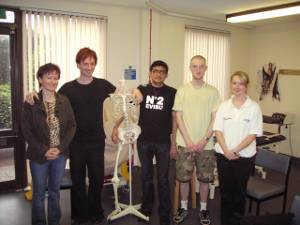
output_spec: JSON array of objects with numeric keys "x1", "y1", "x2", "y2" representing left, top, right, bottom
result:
[{"x1": 213, "y1": 71, "x2": 263, "y2": 225}]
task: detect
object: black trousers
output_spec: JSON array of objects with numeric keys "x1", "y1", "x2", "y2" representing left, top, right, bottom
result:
[
  {"x1": 137, "y1": 139, "x2": 172, "y2": 216},
  {"x1": 216, "y1": 153, "x2": 255, "y2": 225},
  {"x1": 69, "y1": 139, "x2": 105, "y2": 223}
]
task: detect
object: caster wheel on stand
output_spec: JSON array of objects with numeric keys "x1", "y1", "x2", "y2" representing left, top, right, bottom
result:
[{"x1": 122, "y1": 185, "x2": 130, "y2": 194}]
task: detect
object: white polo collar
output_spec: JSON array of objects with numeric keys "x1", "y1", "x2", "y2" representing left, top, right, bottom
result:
[{"x1": 228, "y1": 95, "x2": 251, "y2": 108}]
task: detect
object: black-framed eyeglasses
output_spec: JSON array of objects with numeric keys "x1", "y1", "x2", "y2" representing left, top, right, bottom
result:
[{"x1": 152, "y1": 69, "x2": 167, "y2": 75}]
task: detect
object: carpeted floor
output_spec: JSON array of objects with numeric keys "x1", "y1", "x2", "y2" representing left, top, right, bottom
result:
[{"x1": 0, "y1": 158, "x2": 299, "y2": 225}]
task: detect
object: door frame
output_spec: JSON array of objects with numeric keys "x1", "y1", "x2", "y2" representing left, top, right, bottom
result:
[{"x1": 0, "y1": 7, "x2": 27, "y2": 191}]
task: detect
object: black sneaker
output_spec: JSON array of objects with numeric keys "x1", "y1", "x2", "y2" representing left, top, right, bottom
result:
[
  {"x1": 71, "y1": 220, "x2": 81, "y2": 225},
  {"x1": 199, "y1": 210, "x2": 210, "y2": 225},
  {"x1": 160, "y1": 215, "x2": 170, "y2": 225},
  {"x1": 71, "y1": 219, "x2": 88, "y2": 225},
  {"x1": 91, "y1": 214, "x2": 104, "y2": 225},
  {"x1": 173, "y1": 208, "x2": 188, "y2": 224}
]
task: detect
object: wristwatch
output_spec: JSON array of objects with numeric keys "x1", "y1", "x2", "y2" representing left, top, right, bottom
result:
[{"x1": 203, "y1": 136, "x2": 210, "y2": 141}]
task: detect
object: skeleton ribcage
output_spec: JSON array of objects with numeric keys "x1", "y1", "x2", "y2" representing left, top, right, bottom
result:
[{"x1": 110, "y1": 91, "x2": 139, "y2": 143}]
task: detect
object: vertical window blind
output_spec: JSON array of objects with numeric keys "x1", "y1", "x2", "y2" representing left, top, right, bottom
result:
[
  {"x1": 185, "y1": 27, "x2": 230, "y2": 101},
  {"x1": 22, "y1": 11, "x2": 107, "y2": 94}
]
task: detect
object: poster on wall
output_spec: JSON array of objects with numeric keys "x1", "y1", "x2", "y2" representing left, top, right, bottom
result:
[
  {"x1": 124, "y1": 65, "x2": 136, "y2": 80},
  {"x1": 256, "y1": 62, "x2": 280, "y2": 101}
]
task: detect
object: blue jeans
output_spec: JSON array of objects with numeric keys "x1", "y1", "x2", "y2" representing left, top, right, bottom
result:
[
  {"x1": 137, "y1": 139, "x2": 171, "y2": 216},
  {"x1": 30, "y1": 155, "x2": 67, "y2": 225}
]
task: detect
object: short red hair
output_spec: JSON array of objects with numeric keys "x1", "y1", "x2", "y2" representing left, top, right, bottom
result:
[{"x1": 75, "y1": 47, "x2": 98, "y2": 65}]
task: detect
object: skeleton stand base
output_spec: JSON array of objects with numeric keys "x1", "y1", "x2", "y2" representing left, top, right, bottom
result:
[
  {"x1": 107, "y1": 142, "x2": 149, "y2": 223},
  {"x1": 107, "y1": 203, "x2": 148, "y2": 222}
]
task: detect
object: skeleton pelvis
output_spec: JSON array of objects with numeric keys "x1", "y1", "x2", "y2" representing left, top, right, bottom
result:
[{"x1": 118, "y1": 124, "x2": 141, "y2": 143}]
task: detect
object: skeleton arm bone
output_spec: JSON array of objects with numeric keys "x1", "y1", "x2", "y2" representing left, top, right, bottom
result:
[{"x1": 111, "y1": 116, "x2": 124, "y2": 144}]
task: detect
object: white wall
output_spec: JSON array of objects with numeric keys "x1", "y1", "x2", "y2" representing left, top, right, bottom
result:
[{"x1": 248, "y1": 21, "x2": 300, "y2": 157}]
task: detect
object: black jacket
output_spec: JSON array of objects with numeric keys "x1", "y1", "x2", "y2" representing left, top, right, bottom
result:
[{"x1": 22, "y1": 91, "x2": 76, "y2": 165}]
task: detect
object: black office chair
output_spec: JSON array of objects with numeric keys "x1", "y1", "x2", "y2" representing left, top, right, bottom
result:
[
  {"x1": 290, "y1": 195, "x2": 300, "y2": 225},
  {"x1": 59, "y1": 169, "x2": 73, "y2": 213},
  {"x1": 60, "y1": 169, "x2": 73, "y2": 190},
  {"x1": 246, "y1": 148, "x2": 291, "y2": 216},
  {"x1": 234, "y1": 195, "x2": 300, "y2": 225}
]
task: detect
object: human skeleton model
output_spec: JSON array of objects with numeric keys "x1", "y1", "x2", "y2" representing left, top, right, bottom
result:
[{"x1": 107, "y1": 78, "x2": 148, "y2": 222}]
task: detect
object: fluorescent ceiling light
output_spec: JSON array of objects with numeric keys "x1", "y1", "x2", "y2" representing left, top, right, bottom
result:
[{"x1": 226, "y1": 1, "x2": 300, "y2": 23}]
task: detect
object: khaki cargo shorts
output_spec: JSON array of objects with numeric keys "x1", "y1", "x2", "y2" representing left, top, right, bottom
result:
[{"x1": 175, "y1": 146, "x2": 216, "y2": 183}]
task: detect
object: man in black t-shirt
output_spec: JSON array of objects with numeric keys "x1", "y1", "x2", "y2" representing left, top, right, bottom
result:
[{"x1": 112, "y1": 60, "x2": 177, "y2": 225}]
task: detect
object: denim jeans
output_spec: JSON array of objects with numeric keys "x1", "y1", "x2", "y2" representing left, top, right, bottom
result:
[
  {"x1": 69, "y1": 139, "x2": 105, "y2": 223},
  {"x1": 137, "y1": 139, "x2": 171, "y2": 216},
  {"x1": 30, "y1": 154, "x2": 67, "y2": 225},
  {"x1": 216, "y1": 153, "x2": 255, "y2": 225}
]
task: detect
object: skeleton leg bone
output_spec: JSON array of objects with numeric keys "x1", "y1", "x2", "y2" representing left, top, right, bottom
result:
[{"x1": 107, "y1": 142, "x2": 123, "y2": 221}]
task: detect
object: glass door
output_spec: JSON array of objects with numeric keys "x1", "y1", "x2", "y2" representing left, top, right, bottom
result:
[
  {"x1": 0, "y1": 8, "x2": 27, "y2": 191},
  {"x1": 0, "y1": 31, "x2": 16, "y2": 184}
]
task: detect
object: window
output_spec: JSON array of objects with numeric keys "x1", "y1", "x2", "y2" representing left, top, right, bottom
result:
[
  {"x1": 184, "y1": 26, "x2": 230, "y2": 101},
  {"x1": 22, "y1": 10, "x2": 107, "y2": 93},
  {"x1": 0, "y1": 32, "x2": 11, "y2": 129},
  {"x1": 0, "y1": 10, "x2": 15, "y2": 23}
]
